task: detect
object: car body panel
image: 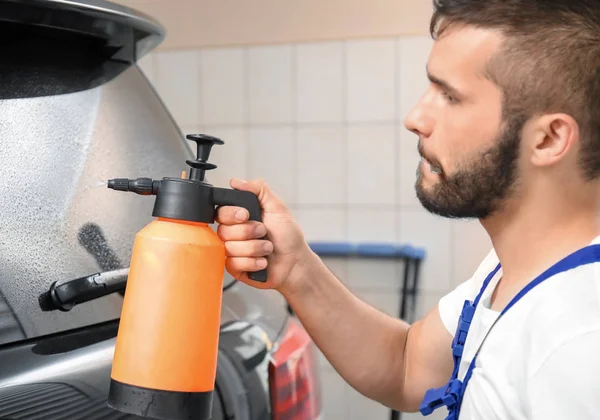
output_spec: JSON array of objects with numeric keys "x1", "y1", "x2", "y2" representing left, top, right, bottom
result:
[
  {"x1": 0, "y1": 57, "x2": 288, "y2": 348},
  {"x1": 0, "y1": 314, "x2": 277, "y2": 419},
  {"x1": 0, "y1": 0, "x2": 292, "y2": 419}
]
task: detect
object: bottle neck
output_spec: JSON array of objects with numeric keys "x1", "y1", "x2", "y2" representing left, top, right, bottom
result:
[{"x1": 157, "y1": 217, "x2": 209, "y2": 227}]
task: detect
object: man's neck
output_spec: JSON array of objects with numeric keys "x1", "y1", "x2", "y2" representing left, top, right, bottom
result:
[{"x1": 481, "y1": 189, "x2": 600, "y2": 289}]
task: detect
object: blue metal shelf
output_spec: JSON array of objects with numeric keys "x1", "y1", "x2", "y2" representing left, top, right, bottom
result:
[
  {"x1": 306, "y1": 240, "x2": 427, "y2": 420},
  {"x1": 307, "y1": 241, "x2": 426, "y2": 260}
]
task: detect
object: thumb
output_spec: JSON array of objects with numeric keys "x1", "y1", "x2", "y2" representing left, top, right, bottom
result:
[{"x1": 230, "y1": 178, "x2": 288, "y2": 213}]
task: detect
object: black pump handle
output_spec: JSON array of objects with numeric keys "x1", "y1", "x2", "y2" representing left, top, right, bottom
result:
[{"x1": 213, "y1": 187, "x2": 267, "y2": 282}]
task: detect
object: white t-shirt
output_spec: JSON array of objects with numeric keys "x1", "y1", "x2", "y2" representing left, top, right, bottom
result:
[{"x1": 438, "y1": 236, "x2": 600, "y2": 420}]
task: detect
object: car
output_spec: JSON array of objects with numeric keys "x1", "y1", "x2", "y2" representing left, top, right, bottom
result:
[{"x1": 0, "y1": 0, "x2": 322, "y2": 419}]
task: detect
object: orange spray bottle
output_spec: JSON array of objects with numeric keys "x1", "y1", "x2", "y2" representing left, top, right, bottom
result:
[{"x1": 105, "y1": 134, "x2": 267, "y2": 420}]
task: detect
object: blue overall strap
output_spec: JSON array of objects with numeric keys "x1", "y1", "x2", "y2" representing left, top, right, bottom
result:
[
  {"x1": 450, "y1": 243, "x2": 600, "y2": 418},
  {"x1": 419, "y1": 263, "x2": 501, "y2": 416},
  {"x1": 451, "y1": 263, "x2": 501, "y2": 375}
]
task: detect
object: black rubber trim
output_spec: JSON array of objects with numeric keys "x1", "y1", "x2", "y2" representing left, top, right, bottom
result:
[{"x1": 107, "y1": 379, "x2": 213, "y2": 420}]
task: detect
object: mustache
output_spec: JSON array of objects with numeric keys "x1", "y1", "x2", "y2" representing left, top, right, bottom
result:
[
  {"x1": 417, "y1": 142, "x2": 440, "y2": 166},
  {"x1": 417, "y1": 141, "x2": 444, "y2": 176}
]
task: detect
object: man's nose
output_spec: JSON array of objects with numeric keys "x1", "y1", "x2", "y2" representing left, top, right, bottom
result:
[{"x1": 404, "y1": 97, "x2": 433, "y2": 139}]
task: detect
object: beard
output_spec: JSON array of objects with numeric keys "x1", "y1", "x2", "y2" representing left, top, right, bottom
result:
[{"x1": 415, "y1": 115, "x2": 525, "y2": 220}]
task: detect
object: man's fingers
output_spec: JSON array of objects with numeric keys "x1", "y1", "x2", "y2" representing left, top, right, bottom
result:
[
  {"x1": 230, "y1": 178, "x2": 261, "y2": 195},
  {"x1": 225, "y1": 240, "x2": 273, "y2": 258},
  {"x1": 229, "y1": 178, "x2": 288, "y2": 213},
  {"x1": 217, "y1": 221, "x2": 267, "y2": 241},
  {"x1": 226, "y1": 256, "x2": 268, "y2": 274},
  {"x1": 216, "y1": 206, "x2": 249, "y2": 224}
]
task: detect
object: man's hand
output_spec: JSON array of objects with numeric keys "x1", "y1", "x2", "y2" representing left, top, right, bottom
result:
[{"x1": 215, "y1": 178, "x2": 310, "y2": 291}]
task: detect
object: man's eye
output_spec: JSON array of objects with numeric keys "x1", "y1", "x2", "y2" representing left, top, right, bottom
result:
[{"x1": 441, "y1": 91, "x2": 457, "y2": 104}]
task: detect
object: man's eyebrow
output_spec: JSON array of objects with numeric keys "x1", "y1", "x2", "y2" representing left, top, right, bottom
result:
[{"x1": 426, "y1": 65, "x2": 463, "y2": 98}]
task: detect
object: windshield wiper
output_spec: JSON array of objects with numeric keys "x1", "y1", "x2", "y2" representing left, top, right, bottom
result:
[{"x1": 38, "y1": 268, "x2": 129, "y2": 312}]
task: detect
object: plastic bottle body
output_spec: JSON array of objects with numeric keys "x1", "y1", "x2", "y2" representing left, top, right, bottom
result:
[{"x1": 110, "y1": 218, "x2": 225, "y2": 393}]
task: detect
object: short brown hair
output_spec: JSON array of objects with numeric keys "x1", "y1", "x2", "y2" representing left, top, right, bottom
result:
[{"x1": 430, "y1": 0, "x2": 600, "y2": 180}]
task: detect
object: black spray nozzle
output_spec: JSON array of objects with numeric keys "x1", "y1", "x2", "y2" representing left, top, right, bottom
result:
[
  {"x1": 186, "y1": 134, "x2": 224, "y2": 182},
  {"x1": 107, "y1": 177, "x2": 161, "y2": 195},
  {"x1": 104, "y1": 132, "x2": 267, "y2": 283}
]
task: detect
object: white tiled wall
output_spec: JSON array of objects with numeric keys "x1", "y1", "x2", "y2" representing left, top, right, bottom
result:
[
  {"x1": 248, "y1": 45, "x2": 294, "y2": 124},
  {"x1": 247, "y1": 126, "x2": 296, "y2": 203},
  {"x1": 296, "y1": 126, "x2": 346, "y2": 205},
  {"x1": 346, "y1": 39, "x2": 396, "y2": 122},
  {"x1": 296, "y1": 42, "x2": 345, "y2": 123},
  {"x1": 137, "y1": 36, "x2": 493, "y2": 420},
  {"x1": 199, "y1": 48, "x2": 246, "y2": 125},
  {"x1": 347, "y1": 124, "x2": 396, "y2": 206},
  {"x1": 153, "y1": 50, "x2": 200, "y2": 127}
]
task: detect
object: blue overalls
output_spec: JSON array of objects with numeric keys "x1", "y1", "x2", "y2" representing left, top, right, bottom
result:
[{"x1": 419, "y1": 244, "x2": 600, "y2": 420}]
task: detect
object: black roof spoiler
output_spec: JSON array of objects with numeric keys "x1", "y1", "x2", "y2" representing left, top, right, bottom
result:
[
  {"x1": 0, "y1": 0, "x2": 166, "y2": 98},
  {"x1": 0, "y1": 0, "x2": 165, "y2": 62}
]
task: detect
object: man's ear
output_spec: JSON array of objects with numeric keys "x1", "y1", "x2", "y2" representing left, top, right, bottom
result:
[{"x1": 527, "y1": 113, "x2": 580, "y2": 168}]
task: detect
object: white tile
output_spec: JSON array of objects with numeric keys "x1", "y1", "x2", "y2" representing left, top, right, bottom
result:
[
  {"x1": 398, "y1": 124, "x2": 422, "y2": 207},
  {"x1": 398, "y1": 36, "x2": 434, "y2": 121},
  {"x1": 451, "y1": 219, "x2": 493, "y2": 288},
  {"x1": 155, "y1": 50, "x2": 200, "y2": 127},
  {"x1": 247, "y1": 45, "x2": 293, "y2": 124},
  {"x1": 398, "y1": 208, "x2": 453, "y2": 294},
  {"x1": 296, "y1": 126, "x2": 345, "y2": 205},
  {"x1": 345, "y1": 259, "x2": 402, "y2": 292},
  {"x1": 199, "y1": 48, "x2": 245, "y2": 125},
  {"x1": 402, "y1": 408, "x2": 448, "y2": 420},
  {"x1": 296, "y1": 42, "x2": 344, "y2": 123},
  {"x1": 195, "y1": 127, "x2": 247, "y2": 188},
  {"x1": 414, "y1": 292, "x2": 445, "y2": 321},
  {"x1": 347, "y1": 208, "x2": 396, "y2": 242},
  {"x1": 294, "y1": 208, "x2": 346, "y2": 242},
  {"x1": 346, "y1": 38, "x2": 396, "y2": 122},
  {"x1": 347, "y1": 124, "x2": 396, "y2": 205},
  {"x1": 247, "y1": 127, "x2": 295, "y2": 204},
  {"x1": 346, "y1": 385, "x2": 390, "y2": 420},
  {"x1": 320, "y1": 371, "x2": 347, "y2": 419},
  {"x1": 137, "y1": 52, "x2": 156, "y2": 85}
]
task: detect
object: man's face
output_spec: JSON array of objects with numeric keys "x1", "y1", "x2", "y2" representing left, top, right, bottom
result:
[{"x1": 405, "y1": 25, "x2": 525, "y2": 219}]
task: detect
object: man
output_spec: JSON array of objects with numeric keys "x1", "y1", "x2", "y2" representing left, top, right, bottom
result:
[{"x1": 215, "y1": 1, "x2": 600, "y2": 418}]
